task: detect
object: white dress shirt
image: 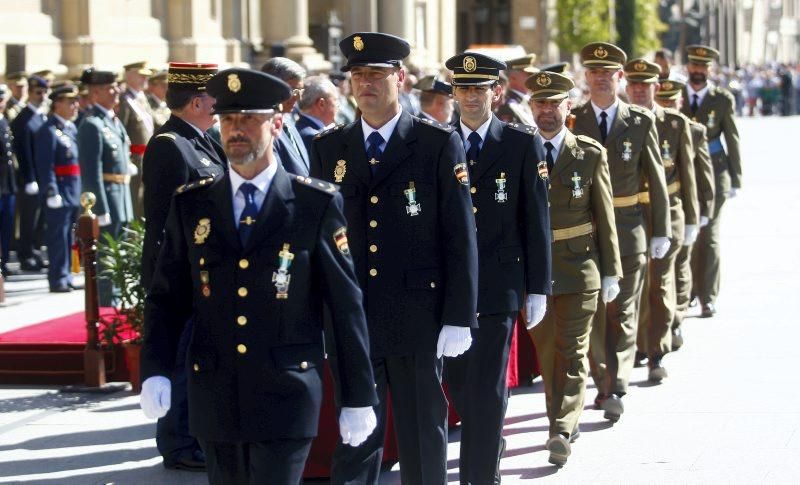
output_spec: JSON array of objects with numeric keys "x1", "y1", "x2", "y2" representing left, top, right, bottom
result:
[
  {"x1": 541, "y1": 126, "x2": 567, "y2": 162},
  {"x1": 459, "y1": 116, "x2": 492, "y2": 152},
  {"x1": 361, "y1": 109, "x2": 403, "y2": 152},
  {"x1": 229, "y1": 162, "x2": 278, "y2": 228},
  {"x1": 686, "y1": 83, "x2": 711, "y2": 107},
  {"x1": 591, "y1": 98, "x2": 620, "y2": 127}
]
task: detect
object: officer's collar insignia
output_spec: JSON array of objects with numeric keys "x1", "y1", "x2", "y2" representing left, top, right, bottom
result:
[
  {"x1": 537, "y1": 161, "x2": 549, "y2": 180},
  {"x1": 536, "y1": 73, "x2": 551, "y2": 87},
  {"x1": 634, "y1": 116, "x2": 641, "y2": 125},
  {"x1": 194, "y1": 218, "x2": 211, "y2": 244},
  {"x1": 353, "y1": 36, "x2": 364, "y2": 51},
  {"x1": 453, "y1": 162, "x2": 469, "y2": 185},
  {"x1": 200, "y1": 157, "x2": 211, "y2": 167},
  {"x1": 463, "y1": 56, "x2": 477, "y2": 73},
  {"x1": 334, "y1": 159, "x2": 347, "y2": 182},
  {"x1": 572, "y1": 146, "x2": 584, "y2": 160},
  {"x1": 671, "y1": 119, "x2": 678, "y2": 129},
  {"x1": 594, "y1": 46, "x2": 608, "y2": 59},
  {"x1": 227, "y1": 73, "x2": 242, "y2": 93},
  {"x1": 333, "y1": 227, "x2": 350, "y2": 255}
]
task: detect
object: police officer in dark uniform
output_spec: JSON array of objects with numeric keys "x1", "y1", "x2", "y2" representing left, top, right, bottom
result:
[
  {"x1": 140, "y1": 68, "x2": 378, "y2": 485},
  {"x1": 141, "y1": 62, "x2": 224, "y2": 472},
  {"x1": 310, "y1": 32, "x2": 479, "y2": 485},
  {"x1": 34, "y1": 84, "x2": 82, "y2": 292},
  {"x1": 443, "y1": 52, "x2": 551, "y2": 484},
  {"x1": 0, "y1": 85, "x2": 17, "y2": 277}
]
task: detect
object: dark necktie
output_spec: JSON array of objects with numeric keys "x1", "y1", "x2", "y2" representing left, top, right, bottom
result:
[
  {"x1": 466, "y1": 131, "x2": 481, "y2": 167},
  {"x1": 238, "y1": 183, "x2": 259, "y2": 246},
  {"x1": 691, "y1": 94, "x2": 700, "y2": 114},
  {"x1": 544, "y1": 141, "x2": 555, "y2": 174},
  {"x1": 366, "y1": 131, "x2": 384, "y2": 176},
  {"x1": 599, "y1": 111, "x2": 608, "y2": 144}
]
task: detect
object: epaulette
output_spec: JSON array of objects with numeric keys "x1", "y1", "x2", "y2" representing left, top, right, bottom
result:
[
  {"x1": 663, "y1": 107, "x2": 689, "y2": 123},
  {"x1": 293, "y1": 174, "x2": 339, "y2": 195},
  {"x1": 417, "y1": 117, "x2": 455, "y2": 132},
  {"x1": 155, "y1": 132, "x2": 177, "y2": 141},
  {"x1": 314, "y1": 124, "x2": 345, "y2": 140},
  {"x1": 174, "y1": 174, "x2": 217, "y2": 195},
  {"x1": 506, "y1": 122, "x2": 537, "y2": 136},
  {"x1": 575, "y1": 134, "x2": 604, "y2": 150},
  {"x1": 629, "y1": 104, "x2": 655, "y2": 120}
]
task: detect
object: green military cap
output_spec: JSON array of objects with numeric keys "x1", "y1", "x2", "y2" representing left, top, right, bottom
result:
[
  {"x1": 33, "y1": 70, "x2": 56, "y2": 84},
  {"x1": 623, "y1": 58, "x2": 660, "y2": 83},
  {"x1": 49, "y1": 83, "x2": 79, "y2": 102},
  {"x1": 414, "y1": 75, "x2": 452, "y2": 96},
  {"x1": 524, "y1": 71, "x2": 574, "y2": 101},
  {"x1": 149, "y1": 69, "x2": 168, "y2": 82},
  {"x1": 686, "y1": 45, "x2": 719, "y2": 65},
  {"x1": 655, "y1": 78, "x2": 686, "y2": 100},
  {"x1": 6, "y1": 71, "x2": 28, "y2": 86},
  {"x1": 505, "y1": 53, "x2": 537, "y2": 72},
  {"x1": 581, "y1": 42, "x2": 627, "y2": 70},
  {"x1": 538, "y1": 62, "x2": 570, "y2": 74},
  {"x1": 124, "y1": 61, "x2": 155, "y2": 76},
  {"x1": 445, "y1": 52, "x2": 506, "y2": 86}
]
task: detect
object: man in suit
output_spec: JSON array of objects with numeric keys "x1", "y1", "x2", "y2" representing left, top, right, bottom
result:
[
  {"x1": 34, "y1": 84, "x2": 82, "y2": 293},
  {"x1": 681, "y1": 45, "x2": 742, "y2": 318},
  {"x1": 145, "y1": 70, "x2": 171, "y2": 130},
  {"x1": 77, "y1": 68, "x2": 133, "y2": 306},
  {"x1": 261, "y1": 57, "x2": 310, "y2": 176},
  {"x1": 141, "y1": 61, "x2": 224, "y2": 472},
  {"x1": 654, "y1": 78, "x2": 715, "y2": 350},
  {"x1": 443, "y1": 52, "x2": 551, "y2": 483},
  {"x1": 311, "y1": 32, "x2": 479, "y2": 485},
  {"x1": 4, "y1": 72, "x2": 28, "y2": 122},
  {"x1": 495, "y1": 54, "x2": 537, "y2": 126},
  {"x1": 528, "y1": 70, "x2": 622, "y2": 467},
  {"x1": 0, "y1": 85, "x2": 17, "y2": 277},
  {"x1": 10, "y1": 75, "x2": 49, "y2": 272},
  {"x1": 624, "y1": 59, "x2": 698, "y2": 382},
  {"x1": 118, "y1": 61, "x2": 156, "y2": 221},
  {"x1": 140, "y1": 67, "x2": 378, "y2": 485},
  {"x1": 570, "y1": 42, "x2": 671, "y2": 422},
  {"x1": 415, "y1": 75, "x2": 454, "y2": 124},
  {"x1": 295, "y1": 75, "x2": 339, "y2": 154}
]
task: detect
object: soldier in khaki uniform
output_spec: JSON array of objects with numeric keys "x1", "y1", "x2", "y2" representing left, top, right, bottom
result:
[
  {"x1": 655, "y1": 79, "x2": 716, "y2": 350},
  {"x1": 571, "y1": 42, "x2": 671, "y2": 422},
  {"x1": 4, "y1": 72, "x2": 28, "y2": 122},
  {"x1": 624, "y1": 60, "x2": 698, "y2": 382},
  {"x1": 495, "y1": 54, "x2": 537, "y2": 126},
  {"x1": 527, "y1": 71, "x2": 622, "y2": 467},
  {"x1": 145, "y1": 70, "x2": 171, "y2": 131},
  {"x1": 680, "y1": 45, "x2": 742, "y2": 318},
  {"x1": 118, "y1": 61, "x2": 155, "y2": 221}
]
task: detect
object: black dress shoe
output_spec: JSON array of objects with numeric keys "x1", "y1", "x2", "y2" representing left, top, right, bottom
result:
[
  {"x1": 700, "y1": 303, "x2": 716, "y2": 318},
  {"x1": 20, "y1": 257, "x2": 42, "y2": 272},
  {"x1": 634, "y1": 351, "x2": 648, "y2": 368},
  {"x1": 164, "y1": 448, "x2": 206, "y2": 472},
  {"x1": 601, "y1": 394, "x2": 624, "y2": 422},
  {"x1": 594, "y1": 392, "x2": 608, "y2": 409},
  {"x1": 0, "y1": 266, "x2": 18, "y2": 277},
  {"x1": 671, "y1": 328, "x2": 684, "y2": 351},
  {"x1": 648, "y1": 355, "x2": 668, "y2": 382},
  {"x1": 50, "y1": 285, "x2": 73, "y2": 293}
]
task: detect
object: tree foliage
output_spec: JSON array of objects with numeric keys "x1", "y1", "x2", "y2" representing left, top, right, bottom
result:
[{"x1": 555, "y1": 0, "x2": 615, "y2": 55}]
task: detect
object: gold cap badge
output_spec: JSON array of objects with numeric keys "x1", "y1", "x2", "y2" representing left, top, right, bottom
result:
[
  {"x1": 634, "y1": 61, "x2": 646, "y2": 71},
  {"x1": 353, "y1": 36, "x2": 364, "y2": 51},
  {"x1": 227, "y1": 73, "x2": 241, "y2": 93},
  {"x1": 536, "y1": 73, "x2": 552, "y2": 87},
  {"x1": 463, "y1": 56, "x2": 477, "y2": 73},
  {"x1": 594, "y1": 46, "x2": 608, "y2": 59}
]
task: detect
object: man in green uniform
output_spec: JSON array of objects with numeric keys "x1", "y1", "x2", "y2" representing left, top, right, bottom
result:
[
  {"x1": 570, "y1": 42, "x2": 670, "y2": 422},
  {"x1": 495, "y1": 54, "x2": 537, "y2": 126},
  {"x1": 528, "y1": 70, "x2": 622, "y2": 466},
  {"x1": 680, "y1": 45, "x2": 742, "y2": 318},
  {"x1": 624, "y1": 59, "x2": 698, "y2": 382}
]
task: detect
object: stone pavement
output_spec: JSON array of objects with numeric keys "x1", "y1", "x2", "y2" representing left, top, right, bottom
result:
[{"x1": 0, "y1": 116, "x2": 798, "y2": 484}]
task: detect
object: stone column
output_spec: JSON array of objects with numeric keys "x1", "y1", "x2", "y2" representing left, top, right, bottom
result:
[
  {"x1": 0, "y1": 0, "x2": 63, "y2": 76},
  {"x1": 336, "y1": 0, "x2": 378, "y2": 35},
  {"x1": 165, "y1": 0, "x2": 229, "y2": 63},
  {"x1": 261, "y1": 0, "x2": 329, "y2": 71},
  {"x1": 438, "y1": 0, "x2": 457, "y2": 62}
]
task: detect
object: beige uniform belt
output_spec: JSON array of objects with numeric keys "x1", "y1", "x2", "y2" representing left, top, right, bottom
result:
[
  {"x1": 638, "y1": 181, "x2": 681, "y2": 205},
  {"x1": 552, "y1": 221, "x2": 594, "y2": 242},
  {"x1": 613, "y1": 194, "x2": 640, "y2": 208},
  {"x1": 102, "y1": 173, "x2": 131, "y2": 184}
]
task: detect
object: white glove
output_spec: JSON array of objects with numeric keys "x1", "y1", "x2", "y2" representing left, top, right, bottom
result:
[
  {"x1": 128, "y1": 162, "x2": 139, "y2": 176},
  {"x1": 339, "y1": 406, "x2": 377, "y2": 447},
  {"x1": 683, "y1": 224, "x2": 699, "y2": 246},
  {"x1": 650, "y1": 236, "x2": 671, "y2": 259},
  {"x1": 24, "y1": 181, "x2": 39, "y2": 195},
  {"x1": 728, "y1": 187, "x2": 739, "y2": 198},
  {"x1": 699, "y1": 215, "x2": 710, "y2": 228},
  {"x1": 436, "y1": 325, "x2": 472, "y2": 358},
  {"x1": 140, "y1": 376, "x2": 171, "y2": 419},
  {"x1": 97, "y1": 213, "x2": 112, "y2": 227},
  {"x1": 601, "y1": 276, "x2": 621, "y2": 303},
  {"x1": 46, "y1": 194, "x2": 64, "y2": 209},
  {"x1": 525, "y1": 294, "x2": 547, "y2": 329}
]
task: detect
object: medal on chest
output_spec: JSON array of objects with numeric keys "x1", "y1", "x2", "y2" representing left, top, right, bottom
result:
[
  {"x1": 571, "y1": 171, "x2": 584, "y2": 199},
  {"x1": 494, "y1": 172, "x2": 508, "y2": 203},
  {"x1": 404, "y1": 181, "x2": 422, "y2": 216},
  {"x1": 334, "y1": 159, "x2": 347, "y2": 183},
  {"x1": 661, "y1": 139, "x2": 673, "y2": 166},
  {"x1": 621, "y1": 139, "x2": 633, "y2": 162},
  {"x1": 707, "y1": 110, "x2": 716, "y2": 129},
  {"x1": 272, "y1": 243, "x2": 295, "y2": 299}
]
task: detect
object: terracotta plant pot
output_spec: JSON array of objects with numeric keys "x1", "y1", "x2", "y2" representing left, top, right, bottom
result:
[{"x1": 123, "y1": 342, "x2": 142, "y2": 393}]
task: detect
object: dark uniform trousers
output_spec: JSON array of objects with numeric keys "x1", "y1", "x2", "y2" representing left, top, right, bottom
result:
[
  {"x1": 201, "y1": 438, "x2": 313, "y2": 485},
  {"x1": 311, "y1": 111, "x2": 479, "y2": 485},
  {"x1": 444, "y1": 116, "x2": 550, "y2": 484}
]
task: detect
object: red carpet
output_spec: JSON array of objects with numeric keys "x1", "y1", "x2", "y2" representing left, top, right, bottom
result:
[{"x1": 0, "y1": 308, "x2": 135, "y2": 344}]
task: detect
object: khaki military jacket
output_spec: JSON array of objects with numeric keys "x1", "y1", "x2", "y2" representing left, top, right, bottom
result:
[
  {"x1": 681, "y1": 85, "x2": 742, "y2": 188},
  {"x1": 146, "y1": 92, "x2": 171, "y2": 131},
  {"x1": 572, "y1": 100, "x2": 670, "y2": 256},
  {"x1": 548, "y1": 129, "x2": 622, "y2": 295},
  {"x1": 4, "y1": 98, "x2": 24, "y2": 122},
  {"x1": 495, "y1": 89, "x2": 535, "y2": 126},
  {"x1": 688, "y1": 120, "x2": 716, "y2": 219},
  {"x1": 118, "y1": 88, "x2": 155, "y2": 149}
]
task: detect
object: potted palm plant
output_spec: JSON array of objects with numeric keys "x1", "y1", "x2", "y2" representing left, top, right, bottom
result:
[{"x1": 98, "y1": 219, "x2": 146, "y2": 392}]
